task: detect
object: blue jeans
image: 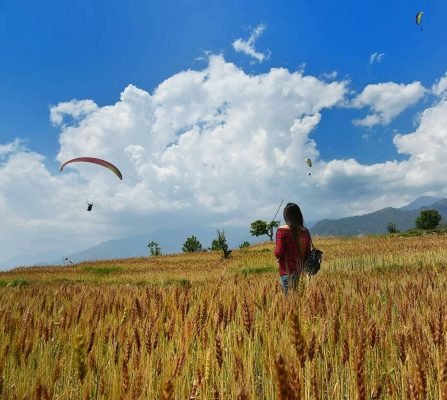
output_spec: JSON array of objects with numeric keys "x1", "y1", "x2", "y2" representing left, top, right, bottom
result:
[{"x1": 280, "y1": 273, "x2": 299, "y2": 295}]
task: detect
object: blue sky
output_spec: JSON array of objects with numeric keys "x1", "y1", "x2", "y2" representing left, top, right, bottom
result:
[
  {"x1": 1, "y1": 0, "x2": 445, "y2": 162},
  {"x1": 1, "y1": 0, "x2": 447, "y2": 265}
]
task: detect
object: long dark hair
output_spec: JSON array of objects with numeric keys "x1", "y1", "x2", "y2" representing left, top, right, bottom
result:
[{"x1": 283, "y1": 202, "x2": 305, "y2": 250}]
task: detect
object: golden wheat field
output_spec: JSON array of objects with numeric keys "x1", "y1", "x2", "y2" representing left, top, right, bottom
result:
[{"x1": 1, "y1": 234, "x2": 447, "y2": 400}]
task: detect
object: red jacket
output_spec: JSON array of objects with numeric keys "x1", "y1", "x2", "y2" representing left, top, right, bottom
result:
[{"x1": 274, "y1": 226, "x2": 311, "y2": 276}]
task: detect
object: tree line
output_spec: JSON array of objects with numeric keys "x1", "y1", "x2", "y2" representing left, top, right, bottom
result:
[
  {"x1": 147, "y1": 209, "x2": 444, "y2": 258},
  {"x1": 147, "y1": 218, "x2": 280, "y2": 258}
]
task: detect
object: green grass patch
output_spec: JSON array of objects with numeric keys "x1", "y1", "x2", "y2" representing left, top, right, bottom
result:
[
  {"x1": 163, "y1": 279, "x2": 192, "y2": 288},
  {"x1": 391, "y1": 227, "x2": 447, "y2": 237},
  {"x1": 5, "y1": 279, "x2": 29, "y2": 287},
  {"x1": 82, "y1": 266, "x2": 124, "y2": 275},
  {"x1": 132, "y1": 280, "x2": 154, "y2": 287},
  {"x1": 373, "y1": 264, "x2": 406, "y2": 273}
]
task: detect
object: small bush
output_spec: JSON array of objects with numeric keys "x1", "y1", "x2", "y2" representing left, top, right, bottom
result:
[
  {"x1": 213, "y1": 229, "x2": 232, "y2": 258},
  {"x1": 148, "y1": 241, "x2": 162, "y2": 256},
  {"x1": 387, "y1": 222, "x2": 399, "y2": 233},
  {"x1": 182, "y1": 236, "x2": 203, "y2": 253}
]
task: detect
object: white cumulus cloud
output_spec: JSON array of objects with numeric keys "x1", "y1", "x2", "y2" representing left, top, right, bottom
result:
[
  {"x1": 351, "y1": 82, "x2": 426, "y2": 127},
  {"x1": 2, "y1": 58, "x2": 447, "y2": 267},
  {"x1": 432, "y1": 72, "x2": 447, "y2": 99},
  {"x1": 50, "y1": 99, "x2": 98, "y2": 126},
  {"x1": 0, "y1": 139, "x2": 26, "y2": 158},
  {"x1": 319, "y1": 92, "x2": 447, "y2": 216},
  {"x1": 232, "y1": 24, "x2": 271, "y2": 63},
  {"x1": 0, "y1": 55, "x2": 348, "y2": 264}
]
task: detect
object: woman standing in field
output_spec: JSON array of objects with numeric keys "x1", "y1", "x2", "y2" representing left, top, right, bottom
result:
[{"x1": 274, "y1": 202, "x2": 311, "y2": 295}]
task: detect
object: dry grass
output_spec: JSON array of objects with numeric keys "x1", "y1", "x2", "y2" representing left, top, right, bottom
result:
[{"x1": 0, "y1": 235, "x2": 447, "y2": 399}]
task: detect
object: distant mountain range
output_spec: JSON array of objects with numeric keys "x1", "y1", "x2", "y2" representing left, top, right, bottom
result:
[
  {"x1": 2, "y1": 196, "x2": 446, "y2": 271},
  {"x1": 310, "y1": 196, "x2": 447, "y2": 236},
  {"x1": 51, "y1": 226, "x2": 263, "y2": 265}
]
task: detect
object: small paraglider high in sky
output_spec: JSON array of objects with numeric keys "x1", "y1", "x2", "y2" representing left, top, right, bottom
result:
[
  {"x1": 416, "y1": 11, "x2": 424, "y2": 30},
  {"x1": 305, "y1": 158, "x2": 312, "y2": 175}
]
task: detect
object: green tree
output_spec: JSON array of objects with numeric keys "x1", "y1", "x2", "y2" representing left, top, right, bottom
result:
[
  {"x1": 415, "y1": 209, "x2": 442, "y2": 230},
  {"x1": 250, "y1": 220, "x2": 280, "y2": 241},
  {"x1": 182, "y1": 235, "x2": 203, "y2": 253},
  {"x1": 211, "y1": 239, "x2": 221, "y2": 251},
  {"x1": 387, "y1": 222, "x2": 399, "y2": 234},
  {"x1": 147, "y1": 241, "x2": 162, "y2": 256},
  {"x1": 239, "y1": 241, "x2": 250, "y2": 249},
  {"x1": 211, "y1": 229, "x2": 232, "y2": 258}
]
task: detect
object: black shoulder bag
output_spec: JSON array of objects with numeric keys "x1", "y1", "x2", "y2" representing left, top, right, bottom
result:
[{"x1": 303, "y1": 234, "x2": 323, "y2": 276}]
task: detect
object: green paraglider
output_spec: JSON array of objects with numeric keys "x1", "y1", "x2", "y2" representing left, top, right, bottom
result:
[
  {"x1": 416, "y1": 11, "x2": 424, "y2": 30},
  {"x1": 305, "y1": 158, "x2": 312, "y2": 175}
]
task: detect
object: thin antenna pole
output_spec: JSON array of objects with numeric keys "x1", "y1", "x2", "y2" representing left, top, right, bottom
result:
[{"x1": 271, "y1": 199, "x2": 284, "y2": 223}]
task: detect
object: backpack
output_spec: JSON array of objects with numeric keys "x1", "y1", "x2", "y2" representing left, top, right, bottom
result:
[
  {"x1": 290, "y1": 228, "x2": 323, "y2": 275},
  {"x1": 303, "y1": 237, "x2": 323, "y2": 275}
]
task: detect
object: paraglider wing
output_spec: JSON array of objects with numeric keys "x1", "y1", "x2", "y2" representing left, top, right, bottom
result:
[
  {"x1": 60, "y1": 157, "x2": 123, "y2": 180},
  {"x1": 416, "y1": 11, "x2": 423, "y2": 25}
]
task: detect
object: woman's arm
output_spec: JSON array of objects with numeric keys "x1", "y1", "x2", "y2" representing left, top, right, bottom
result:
[{"x1": 274, "y1": 228, "x2": 286, "y2": 259}]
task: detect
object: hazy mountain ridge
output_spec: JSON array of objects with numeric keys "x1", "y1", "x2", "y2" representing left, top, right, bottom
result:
[
  {"x1": 400, "y1": 196, "x2": 444, "y2": 210},
  {"x1": 2, "y1": 196, "x2": 446, "y2": 271},
  {"x1": 0, "y1": 226, "x2": 262, "y2": 271},
  {"x1": 66, "y1": 226, "x2": 265, "y2": 260},
  {"x1": 310, "y1": 197, "x2": 447, "y2": 236}
]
